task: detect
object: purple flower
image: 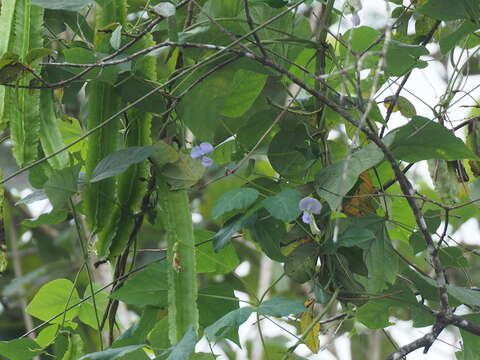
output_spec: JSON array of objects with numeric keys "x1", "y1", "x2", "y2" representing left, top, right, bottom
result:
[
  {"x1": 201, "y1": 156, "x2": 213, "y2": 167},
  {"x1": 190, "y1": 142, "x2": 214, "y2": 167},
  {"x1": 351, "y1": 12, "x2": 360, "y2": 27},
  {"x1": 299, "y1": 197, "x2": 322, "y2": 224}
]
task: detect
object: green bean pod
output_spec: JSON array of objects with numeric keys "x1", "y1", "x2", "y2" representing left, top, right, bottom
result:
[
  {"x1": 4, "y1": 0, "x2": 43, "y2": 166},
  {"x1": 84, "y1": 1, "x2": 126, "y2": 232},
  {"x1": 157, "y1": 177, "x2": 199, "y2": 344},
  {"x1": 97, "y1": 35, "x2": 156, "y2": 259}
]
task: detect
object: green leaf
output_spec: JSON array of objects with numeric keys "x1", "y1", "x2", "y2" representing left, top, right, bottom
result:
[
  {"x1": 439, "y1": 247, "x2": 469, "y2": 268},
  {"x1": 268, "y1": 125, "x2": 308, "y2": 178},
  {"x1": 249, "y1": 215, "x2": 286, "y2": 262},
  {"x1": 78, "y1": 345, "x2": 146, "y2": 360},
  {"x1": 116, "y1": 74, "x2": 166, "y2": 113},
  {"x1": 390, "y1": 116, "x2": 476, "y2": 162},
  {"x1": 111, "y1": 263, "x2": 168, "y2": 307},
  {"x1": 44, "y1": 165, "x2": 80, "y2": 209},
  {"x1": 284, "y1": 242, "x2": 318, "y2": 284},
  {"x1": 149, "y1": 141, "x2": 179, "y2": 169},
  {"x1": 198, "y1": 285, "x2": 240, "y2": 331},
  {"x1": 78, "y1": 285, "x2": 110, "y2": 330},
  {"x1": 113, "y1": 307, "x2": 159, "y2": 347},
  {"x1": 315, "y1": 143, "x2": 384, "y2": 211},
  {"x1": 25, "y1": 47, "x2": 53, "y2": 64},
  {"x1": 204, "y1": 307, "x2": 253, "y2": 346},
  {"x1": 90, "y1": 146, "x2": 158, "y2": 182},
  {"x1": 356, "y1": 300, "x2": 391, "y2": 329},
  {"x1": 26, "y1": 278, "x2": 81, "y2": 323},
  {"x1": 363, "y1": 222, "x2": 398, "y2": 292},
  {"x1": 257, "y1": 297, "x2": 306, "y2": 317},
  {"x1": 323, "y1": 227, "x2": 376, "y2": 254},
  {"x1": 457, "y1": 314, "x2": 480, "y2": 360},
  {"x1": 440, "y1": 21, "x2": 480, "y2": 54},
  {"x1": 220, "y1": 69, "x2": 267, "y2": 118},
  {"x1": 385, "y1": 41, "x2": 428, "y2": 76},
  {"x1": 110, "y1": 25, "x2": 122, "y2": 50},
  {"x1": 15, "y1": 189, "x2": 48, "y2": 205},
  {"x1": 212, "y1": 187, "x2": 259, "y2": 219},
  {"x1": 262, "y1": 189, "x2": 302, "y2": 222},
  {"x1": 417, "y1": 0, "x2": 480, "y2": 21},
  {"x1": 22, "y1": 210, "x2": 68, "y2": 227},
  {"x1": 0, "y1": 338, "x2": 43, "y2": 360},
  {"x1": 161, "y1": 153, "x2": 205, "y2": 190},
  {"x1": 32, "y1": 0, "x2": 93, "y2": 11},
  {"x1": 212, "y1": 213, "x2": 257, "y2": 252},
  {"x1": 161, "y1": 326, "x2": 196, "y2": 360},
  {"x1": 195, "y1": 230, "x2": 239, "y2": 274}
]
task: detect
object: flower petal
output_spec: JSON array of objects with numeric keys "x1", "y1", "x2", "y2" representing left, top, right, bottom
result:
[
  {"x1": 302, "y1": 211, "x2": 311, "y2": 224},
  {"x1": 201, "y1": 156, "x2": 214, "y2": 167},
  {"x1": 299, "y1": 197, "x2": 322, "y2": 214},
  {"x1": 199, "y1": 142, "x2": 214, "y2": 155},
  {"x1": 190, "y1": 146, "x2": 203, "y2": 159}
]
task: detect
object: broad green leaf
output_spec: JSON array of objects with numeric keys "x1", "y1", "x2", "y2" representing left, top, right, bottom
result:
[
  {"x1": 257, "y1": 297, "x2": 306, "y2": 317},
  {"x1": 26, "y1": 278, "x2": 81, "y2": 323},
  {"x1": 268, "y1": 125, "x2": 308, "y2": 178},
  {"x1": 212, "y1": 187, "x2": 259, "y2": 219},
  {"x1": 262, "y1": 189, "x2": 302, "y2": 222},
  {"x1": 390, "y1": 116, "x2": 476, "y2": 162},
  {"x1": 25, "y1": 47, "x2": 53, "y2": 64},
  {"x1": 44, "y1": 165, "x2": 80, "y2": 209},
  {"x1": 149, "y1": 317, "x2": 170, "y2": 352},
  {"x1": 161, "y1": 153, "x2": 205, "y2": 190},
  {"x1": 113, "y1": 307, "x2": 159, "y2": 347},
  {"x1": 284, "y1": 242, "x2": 318, "y2": 284},
  {"x1": 417, "y1": 0, "x2": 480, "y2": 21},
  {"x1": 32, "y1": 0, "x2": 93, "y2": 11},
  {"x1": 220, "y1": 69, "x2": 267, "y2": 118},
  {"x1": 204, "y1": 307, "x2": 253, "y2": 346},
  {"x1": 195, "y1": 230, "x2": 239, "y2": 274},
  {"x1": 363, "y1": 222, "x2": 398, "y2": 292},
  {"x1": 0, "y1": 338, "x2": 43, "y2": 360},
  {"x1": 36, "y1": 324, "x2": 59, "y2": 347},
  {"x1": 15, "y1": 189, "x2": 48, "y2": 205},
  {"x1": 249, "y1": 215, "x2": 286, "y2": 262},
  {"x1": 22, "y1": 210, "x2": 68, "y2": 227},
  {"x1": 78, "y1": 285, "x2": 110, "y2": 330},
  {"x1": 163, "y1": 326, "x2": 196, "y2": 360},
  {"x1": 112, "y1": 263, "x2": 168, "y2": 307},
  {"x1": 440, "y1": 21, "x2": 480, "y2": 54},
  {"x1": 439, "y1": 247, "x2": 469, "y2": 269},
  {"x1": 212, "y1": 213, "x2": 257, "y2": 252},
  {"x1": 315, "y1": 143, "x2": 384, "y2": 211},
  {"x1": 177, "y1": 67, "x2": 234, "y2": 142},
  {"x1": 116, "y1": 74, "x2": 166, "y2": 113},
  {"x1": 78, "y1": 345, "x2": 146, "y2": 360},
  {"x1": 149, "y1": 141, "x2": 179, "y2": 169},
  {"x1": 90, "y1": 146, "x2": 158, "y2": 182},
  {"x1": 457, "y1": 314, "x2": 480, "y2": 360},
  {"x1": 356, "y1": 300, "x2": 391, "y2": 329},
  {"x1": 385, "y1": 41, "x2": 428, "y2": 76},
  {"x1": 110, "y1": 25, "x2": 122, "y2": 50},
  {"x1": 323, "y1": 227, "x2": 376, "y2": 254},
  {"x1": 198, "y1": 285, "x2": 240, "y2": 332}
]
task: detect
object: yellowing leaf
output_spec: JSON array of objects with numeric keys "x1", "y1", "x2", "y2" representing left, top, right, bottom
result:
[
  {"x1": 300, "y1": 311, "x2": 320, "y2": 353},
  {"x1": 342, "y1": 171, "x2": 376, "y2": 217}
]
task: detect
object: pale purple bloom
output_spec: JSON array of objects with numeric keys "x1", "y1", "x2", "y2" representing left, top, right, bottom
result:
[
  {"x1": 201, "y1": 156, "x2": 213, "y2": 167},
  {"x1": 351, "y1": 12, "x2": 360, "y2": 27},
  {"x1": 302, "y1": 211, "x2": 312, "y2": 224},
  {"x1": 299, "y1": 197, "x2": 322, "y2": 224},
  {"x1": 190, "y1": 142, "x2": 214, "y2": 167}
]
